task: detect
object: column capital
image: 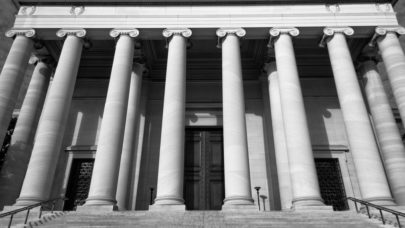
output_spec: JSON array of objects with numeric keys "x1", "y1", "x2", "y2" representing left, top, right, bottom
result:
[
  {"x1": 5, "y1": 28, "x2": 36, "y2": 39},
  {"x1": 368, "y1": 26, "x2": 405, "y2": 47},
  {"x1": 109, "y1": 29, "x2": 140, "y2": 38},
  {"x1": 56, "y1": 28, "x2": 86, "y2": 38},
  {"x1": 268, "y1": 27, "x2": 299, "y2": 48},
  {"x1": 216, "y1": 28, "x2": 246, "y2": 38},
  {"x1": 29, "y1": 55, "x2": 55, "y2": 67},
  {"x1": 319, "y1": 27, "x2": 354, "y2": 48},
  {"x1": 162, "y1": 28, "x2": 192, "y2": 38}
]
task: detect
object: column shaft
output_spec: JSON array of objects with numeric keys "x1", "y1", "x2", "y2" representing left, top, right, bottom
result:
[
  {"x1": 85, "y1": 35, "x2": 135, "y2": 207},
  {"x1": 116, "y1": 63, "x2": 143, "y2": 210},
  {"x1": 326, "y1": 33, "x2": 393, "y2": 205},
  {"x1": 221, "y1": 33, "x2": 253, "y2": 205},
  {"x1": 266, "y1": 64, "x2": 293, "y2": 210},
  {"x1": 378, "y1": 32, "x2": 405, "y2": 129},
  {"x1": 274, "y1": 33, "x2": 323, "y2": 206},
  {"x1": 360, "y1": 60, "x2": 405, "y2": 205},
  {"x1": 154, "y1": 34, "x2": 187, "y2": 206},
  {"x1": 0, "y1": 60, "x2": 51, "y2": 208},
  {"x1": 15, "y1": 34, "x2": 83, "y2": 206},
  {"x1": 0, "y1": 35, "x2": 33, "y2": 146}
]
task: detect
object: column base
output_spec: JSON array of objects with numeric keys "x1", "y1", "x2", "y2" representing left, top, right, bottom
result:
[
  {"x1": 153, "y1": 195, "x2": 185, "y2": 205},
  {"x1": 292, "y1": 196, "x2": 325, "y2": 207},
  {"x1": 364, "y1": 197, "x2": 396, "y2": 206},
  {"x1": 149, "y1": 204, "x2": 186, "y2": 211},
  {"x1": 14, "y1": 197, "x2": 42, "y2": 206},
  {"x1": 221, "y1": 196, "x2": 257, "y2": 212}
]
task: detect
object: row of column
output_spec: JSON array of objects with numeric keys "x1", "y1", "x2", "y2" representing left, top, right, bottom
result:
[{"x1": 1, "y1": 25, "x2": 405, "y2": 210}]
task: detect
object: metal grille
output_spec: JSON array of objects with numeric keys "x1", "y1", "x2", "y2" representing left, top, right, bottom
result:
[
  {"x1": 315, "y1": 158, "x2": 349, "y2": 211},
  {"x1": 64, "y1": 159, "x2": 94, "y2": 210}
]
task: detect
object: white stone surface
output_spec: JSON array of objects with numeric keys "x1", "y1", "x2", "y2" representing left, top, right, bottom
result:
[
  {"x1": 378, "y1": 32, "x2": 405, "y2": 130},
  {"x1": 326, "y1": 32, "x2": 393, "y2": 205},
  {"x1": 154, "y1": 31, "x2": 188, "y2": 206},
  {"x1": 0, "y1": 59, "x2": 51, "y2": 209},
  {"x1": 220, "y1": 29, "x2": 253, "y2": 205},
  {"x1": 15, "y1": 34, "x2": 83, "y2": 206},
  {"x1": 85, "y1": 34, "x2": 135, "y2": 207},
  {"x1": 0, "y1": 35, "x2": 33, "y2": 153},
  {"x1": 360, "y1": 60, "x2": 405, "y2": 205},
  {"x1": 265, "y1": 63, "x2": 293, "y2": 210},
  {"x1": 116, "y1": 63, "x2": 144, "y2": 210},
  {"x1": 273, "y1": 31, "x2": 323, "y2": 206}
]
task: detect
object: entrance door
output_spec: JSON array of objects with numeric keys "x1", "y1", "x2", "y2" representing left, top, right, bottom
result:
[
  {"x1": 64, "y1": 158, "x2": 94, "y2": 210},
  {"x1": 184, "y1": 128, "x2": 224, "y2": 210},
  {"x1": 315, "y1": 158, "x2": 349, "y2": 211}
]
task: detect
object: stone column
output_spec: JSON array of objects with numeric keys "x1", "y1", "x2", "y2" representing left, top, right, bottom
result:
[
  {"x1": 216, "y1": 28, "x2": 254, "y2": 208},
  {"x1": 84, "y1": 29, "x2": 139, "y2": 210},
  {"x1": 15, "y1": 29, "x2": 86, "y2": 206},
  {"x1": 0, "y1": 56, "x2": 52, "y2": 208},
  {"x1": 270, "y1": 28, "x2": 324, "y2": 207},
  {"x1": 151, "y1": 28, "x2": 191, "y2": 210},
  {"x1": 374, "y1": 27, "x2": 405, "y2": 129},
  {"x1": 0, "y1": 29, "x2": 35, "y2": 148},
  {"x1": 116, "y1": 63, "x2": 145, "y2": 210},
  {"x1": 359, "y1": 59, "x2": 405, "y2": 205},
  {"x1": 264, "y1": 62, "x2": 293, "y2": 210},
  {"x1": 322, "y1": 27, "x2": 394, "y2": 205}
]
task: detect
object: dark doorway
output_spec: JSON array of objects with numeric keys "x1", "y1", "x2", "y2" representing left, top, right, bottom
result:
[
  {"x1": 184, "y1": 128, "x2": 224, "y2": 210},
  {"x1": 64, "y1": 158, "x2": 94, "y2": 210},
  {"x1": 315, "y1": 158, "x2": 349, "y2": 211}
]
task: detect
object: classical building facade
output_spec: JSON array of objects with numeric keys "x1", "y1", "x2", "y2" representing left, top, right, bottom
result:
[{"x1": 1, "y1": 0, "x2": 405, "y2": 213}]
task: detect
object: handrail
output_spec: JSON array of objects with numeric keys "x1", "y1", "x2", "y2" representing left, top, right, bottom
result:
[
  {"x1": 347, "y1": 197, "x2": 405, "y2": 228},
  {"x1": 0, "y1": 197, "x2": 67, "y2": 228}
]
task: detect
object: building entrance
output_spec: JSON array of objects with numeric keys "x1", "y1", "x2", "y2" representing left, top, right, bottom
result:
[
  {"x1": 64, "y1": 158, "x2": 94, "y2": 210},
  {"x1": 184, "y1": 128, "x2": 224, "y2": 210},
  {"x1": 315, "y1": 158, "x2": 349, "y2": 211}
]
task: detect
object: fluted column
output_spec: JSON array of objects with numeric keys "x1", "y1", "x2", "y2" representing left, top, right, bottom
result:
[
  {"x1": 84, "y1": 29, "x2": 139, "y2": 209},
  {"x1": 359, "y1": 59, "x2": 405, "y2": 205},
  {"x1": 0, "y1": 29, "x2": 35, "y2": 148},
  {"x1": 0, "y1": 56, "x2": 52, "y2": 208},
  {"x1": 216, "y1": 28, "x2": 254, "y2": 207},
  {"x1": 270, "y1": 28, "x2": 324, "y2": 207},
  {"x1": 264, "y1": 62, "x2": 293, "y2": 210},
  {"x1": 373, "y1": 27, "x2": 405, "y2": 129},
  {"x1": 322, "y1": 27, "x2": 394, "y2": 205},
  {"x1": 116, "y1": 63, "x2": 145, "y2": 210},
  {"x1": 15, "y1": 29, "x2": 86, "y2": 206},
  {"x1": 151, "y1": 28, "x2": 191, "y2": 209}
]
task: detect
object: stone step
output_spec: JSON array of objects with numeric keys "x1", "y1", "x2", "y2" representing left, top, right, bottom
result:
[{"x1": 30, "y1": 211, "x2": 386, "y2": 228}]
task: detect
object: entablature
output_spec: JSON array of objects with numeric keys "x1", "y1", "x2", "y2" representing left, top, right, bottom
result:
[{"x1": 13, "y1": 3, "x2": 399, "y2": 40}]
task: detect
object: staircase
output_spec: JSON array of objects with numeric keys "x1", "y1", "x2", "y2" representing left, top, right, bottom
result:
[{"x1": 2, "y1": 210, "x2": 391, "y2": 228}]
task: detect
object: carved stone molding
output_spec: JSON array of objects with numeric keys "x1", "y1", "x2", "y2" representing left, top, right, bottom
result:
[
  {"x1": 56, "y1": 28, "x2": 86, "y2": 38},
  {"x1": 326, "y1": 4, "x2": 340, "y2": 13},
  {"x1": 368, "y1": 26, "x2": 405, "y2": 47},
  {"x1": 162, "y1": 28, "x2": 192, "y2": 38},
  {"x1": 70, "y1": 6, "x2": 85, "y2": 16},
  {"x1": 319, "y1": 27, "x2": 354, "y2": 48},
  {"x1": 216, "y1": 28, "x2": 246, "y2": 38},
  {"x1": 20, "y1": 6, "x2": 36, "y2": 16},
  {"x1": 5, "y1": 28, "x2": 36, "y2": 38},
  {"x1": 109, "y1": 29, "x2": 140, "y2": 38},
  {"x1": 268, "y1": 27, "x2": 299, "y2": 48},
  {"x1": 215, "y1": 28, "x2": 245, "y2": 48},
  {"x1": 375, "y1": 3, "x2": 392, "y2": 13}
]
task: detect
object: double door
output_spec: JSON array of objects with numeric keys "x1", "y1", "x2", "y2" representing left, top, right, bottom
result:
[{"x1": 184, "y1": 128, "x2": 224, "y2": 210}]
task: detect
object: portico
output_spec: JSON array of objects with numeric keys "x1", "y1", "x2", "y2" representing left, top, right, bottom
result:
[{"x1": 1, "y1": 1, "x2": 405, "y2": 212}]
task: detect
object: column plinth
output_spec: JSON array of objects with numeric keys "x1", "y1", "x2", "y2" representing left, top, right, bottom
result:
[
  {"x1": 15, "y1": 29, "x2": 85, "y2": 206},
  {"x1": 216, "y1": 28, "x2": 254, "y2": 209},
  {"x1": 0, "y1": 29, "x2": 35, "y2": 149},
  {"x1": 0, "y1": 56, "x2": 51, "y2": 209},
  {"x1": 151, "y1": 28, "x2": 191, "y2": 210},
  {"x1": 83, "y1": 29, "x2": 139, "y2": 210},
  {"x1": 360, "y1": 60, "x2": 405, "y2": 205},
  {"x1": 324, "y1": 27, "x2": 394, "y2": 205},
  {"x1": 270, "y1": 27, "x2": 325, "y2": 207}
]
